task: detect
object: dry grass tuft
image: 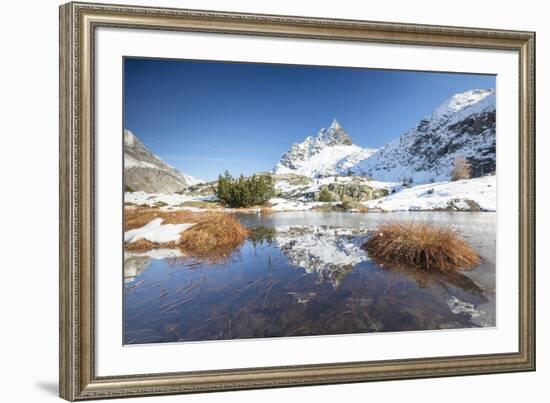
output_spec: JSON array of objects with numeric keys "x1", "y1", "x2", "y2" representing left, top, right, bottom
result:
[
  {"x1": 363, "y1": 223, "x2": 480, "y2": 272},
  {"x1": 176, "y1": 200, "x2": 223, "y2": 209},
  {"x1": 125, "y1": 208, "x2": 219, "y2": 231},
  {"x1": 124, "y1": 208, "x2": 248, "y2": 261},
  {"x1": 124, "y1": 239, "x2": 163, "y2": 252},
  {"x1": 178, "y1": 213, "x2": 249, "y2": 261}
]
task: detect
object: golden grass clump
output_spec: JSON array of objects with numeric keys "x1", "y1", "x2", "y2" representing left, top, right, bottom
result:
[
  {"x1": 124, "y1": 208, "x2": 249, "y2": 261},
  {"x1": 363, "y1": 223, "x2": 480, "y2": 272},
  {"x1": 178, "y1": 213, "x2": 249, "y2": 261},
  {"x1": 124, "y1": 238, "x2": 160, "y2": 252}
]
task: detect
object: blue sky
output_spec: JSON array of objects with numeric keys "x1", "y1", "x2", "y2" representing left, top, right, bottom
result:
[{"x1": 124, "y1": 58, "x2": 495, "y2": 181}]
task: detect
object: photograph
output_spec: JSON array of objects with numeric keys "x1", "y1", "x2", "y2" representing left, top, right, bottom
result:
[
  {"x1": 54, "y1": 2, "x2": 537, "y2": 399},
  {"x1": 122, "y1": 58, "x2": 497, "y2": 344}
]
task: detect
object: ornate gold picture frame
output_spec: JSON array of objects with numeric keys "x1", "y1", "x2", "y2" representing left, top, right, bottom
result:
[{"x1": 59, "y1": 2, "x2": 535, "y2": 400}]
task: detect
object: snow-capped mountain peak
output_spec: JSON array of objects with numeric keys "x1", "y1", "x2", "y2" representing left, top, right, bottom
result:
[
  {"x1": 273, "y1": 120, "x2": 375, "y2": 178},
  {"x1": 330, "y1": 118, "x2": 342, "y2": 131},
  {"x1": 349, "y1": 88, "x2": 496, "y2": 183},
  {"x1": 317, "y1": 119, "x2": 353, "y2": 146},
  {"x1": 432, "y1": 89, "x2": 494, "y2": 124}
]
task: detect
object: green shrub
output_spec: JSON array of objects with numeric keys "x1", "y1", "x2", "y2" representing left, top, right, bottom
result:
[
  {"x1": 216, "y1": 171, "x2": 276, "y2": 208},
  {"x1": 317, "y1": 187, "x2": 335, "y2": 202}
]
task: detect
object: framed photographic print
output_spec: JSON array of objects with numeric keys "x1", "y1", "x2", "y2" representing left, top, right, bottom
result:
[{"x1": 59, "y1": 2, "x2": 535, "y2": 400}]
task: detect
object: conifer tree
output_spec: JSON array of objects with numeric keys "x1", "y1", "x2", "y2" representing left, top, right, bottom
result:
[{"x1": 215, "y1": 172, "x2": 275, "y2": 207}]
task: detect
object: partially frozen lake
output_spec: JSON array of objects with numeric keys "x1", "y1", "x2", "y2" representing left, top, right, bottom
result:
[{"x1": 124, "y1": 211, "x2": 496, "y2": 344}]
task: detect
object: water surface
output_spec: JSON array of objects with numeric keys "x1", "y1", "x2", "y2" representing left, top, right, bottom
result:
[{"x1": 124, "y1": 211, "x2": 496, "y2": 344}]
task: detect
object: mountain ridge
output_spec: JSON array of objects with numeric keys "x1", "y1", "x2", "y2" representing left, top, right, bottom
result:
[
  {"x1": 273, "y1": 119, "x2": 377, "y2": 178},
  {"x1": 124, "y1": 129, "x2": 201, "y2": 193},
  {"x1": 273, "y1": 88, "x2": 496, "y2": 184},
  {"x1": 350, "y1": 88, "x2": 496, "y2": 183},
  {"x1": 125, "y1": 88, "x2": 496, "y2": 194}
]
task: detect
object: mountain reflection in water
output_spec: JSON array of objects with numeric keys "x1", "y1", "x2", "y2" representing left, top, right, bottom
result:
[
  {"x1": 274, "y1": 226, "x2": 369, "y2": 288},
  {"x1": 124, "y1": 212, "x2": 496, "y2": 344}
]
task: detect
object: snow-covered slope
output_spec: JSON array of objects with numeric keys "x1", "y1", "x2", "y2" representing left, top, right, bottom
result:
[
  {"x1": 350, "y1": 89, "x2": 496, "y2": 183},
  {"x1": 273, "y1": 120, "x2": 376, "y2": 178},
  {"x1": 124, "y1": 130, "x2": 202, "y2": 193},
  {"x1": 364, "y1": 175, "x2": 496, "y2": 212}
]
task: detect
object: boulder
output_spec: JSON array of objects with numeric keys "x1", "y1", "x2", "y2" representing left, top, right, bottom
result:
[{"x1": 313, "y1": 181, "x2": 388, "y2": 202}]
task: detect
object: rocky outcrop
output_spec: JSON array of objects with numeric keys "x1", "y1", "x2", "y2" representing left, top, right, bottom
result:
[
  {"x1": 313, "y1": 181, "x2": 389, "y2": 202},
  {"x1": 435, "y1": 199, "x2": 482, "y2": 212}
]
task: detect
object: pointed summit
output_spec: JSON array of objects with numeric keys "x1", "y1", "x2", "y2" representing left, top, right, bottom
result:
[
  {"x1": 273, "y1": 119, "x2": 373, "y2": 177},
  {"x1": 318, "y1": 119, "x2": 352, "y2": 146},
  {"x1": 329, "y1": 119, "x2": 343, "y2": 131}
]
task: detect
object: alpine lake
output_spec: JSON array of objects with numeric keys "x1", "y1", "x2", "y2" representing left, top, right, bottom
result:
[{"x1": 124, "y1": 211, "x2": 496, "y2": 344}]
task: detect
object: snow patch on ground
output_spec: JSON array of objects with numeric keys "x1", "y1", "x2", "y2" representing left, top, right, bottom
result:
[
  {"x1": 124, "y1": 218, "x2": 194, "y2": 244},
  {"x1": 364, "y1": 175, "x2": 496, "y2": 212},
  {"x1": 125, "y1": 191, "x2": 217, "y2": 209},
  {"x1": 269, "y1": 198, "x2": 327, "y2": 211}
]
